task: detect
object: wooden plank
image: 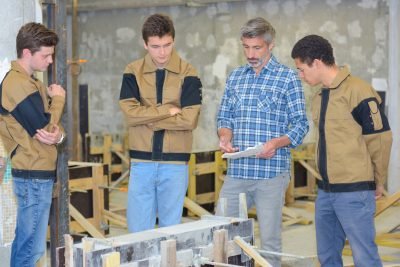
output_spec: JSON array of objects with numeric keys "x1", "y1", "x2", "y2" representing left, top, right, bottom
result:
[
  {"x1": 102, "y1": 209, "x2": 127, "y2": 227},
  {"x1": 234, "y1": 236, "x2": 272, "y2": 267},
  {"x1": 69, "y1": 177, "x2": 94, "y2": 190},
  {"x1": 110, "y1": 165, "x2": 122, "y2": 173},
  {"x1": 375, "y1": 191, "x2": 400, "y2": 216},
  {"x1": 160, "y1": 239, "x2": 177, "y2": 267},
  {"x1": 298, "y1": 159, "x2": 321, "y2": 179},
  {"x1": 213, "y1": 229, "x2": 228, "y2": 264},
  {"x1": 183, "y1": 197, "x2": 211, "y2": 217},
  {"x1": 69, "y1": 204, "x2": 104, "y2": 238},
  {"x1": 91, "y1": 165, "x2": 105, "y2": 235},
  {"x1": 64, "y1": 234, "x2": 74, "y2": 267},
  {"x1": 69, "y1": 161, "x2": 103, "y2": 167},
  {"x1": 195, "y1": 162, "x2": 216, "y2": 175},
  {"x1": 109, "y1": 169, "x2": 129, "y2": 190},
  {"x1": 239, "y1": 193, "x2": 248, "y2": 219},
  {"x1": 214, "y1": 151, "x2": 225, "y2": 202},
  {"x1": 196, "y1": 192, "x2": 215, "y2": 204},
  {"x1": 111, "y1": 150, "x2": 129, "y2": 165},
  {"x1": 70, "y1": 218, "x2": 97, "y2": 234},
  {"x1": 101, "y1": 252, "x2": 120, "y2": 267},
  {"x1": 187, "y1": 154, "x2": 197, "y2": 216}
]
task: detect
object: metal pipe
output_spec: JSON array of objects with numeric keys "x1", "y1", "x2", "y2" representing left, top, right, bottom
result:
[{"x1": 66, "y1": 0, "x2": 246, "y2": 13}]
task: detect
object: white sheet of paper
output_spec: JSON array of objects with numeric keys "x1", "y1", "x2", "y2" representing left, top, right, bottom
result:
[{"x1": 222, "y1": 143, "x2": 264, "y2": 159}]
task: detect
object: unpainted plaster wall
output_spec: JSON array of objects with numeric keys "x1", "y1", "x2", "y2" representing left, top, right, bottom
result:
[{"x1": 76, "y1": 0, "x2": 390, "y2": 151}]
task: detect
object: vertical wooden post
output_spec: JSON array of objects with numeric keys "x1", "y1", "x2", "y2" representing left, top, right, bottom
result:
[
  {"x1": 160, "y1": 239, "x2": 177, "y2": 267},
  {"x1": 92, "y1": 164, "x2": 105, "y2": 234},
  {"x1": 213, "y1": 229, "x2": 228, "y2": 264},
  {"x1": 187, "y1": 153, "x2": 196, "y2": 216},
  {"x1": 239, "y1": 193, "x2": 248, "y2": 219},
  {"x1": 64, "y1": 234, "x2": 74, "y2": 267},
  {"x1": 103, "y1": 134, "x2": 112, "y2": 183},
  {"x1": 214, "y1": 151, "x2": 224, "y2": 202}
]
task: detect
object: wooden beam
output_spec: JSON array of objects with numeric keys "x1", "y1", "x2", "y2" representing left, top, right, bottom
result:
[
  {"x1": 234, "y1": 236, "x2": 272, "y2": 267},
  {"x1": 375, "y1": 191, "x2": 400, "y2": 216},
  {"x1": 183, "y1": 197, "x2": 211, "y2": 217},
  {"x1": 69, "y1": 204, "x2": 104, "y2": 238}
]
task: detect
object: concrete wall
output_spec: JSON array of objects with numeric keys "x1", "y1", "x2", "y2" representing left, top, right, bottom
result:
[{"x1": 76, "y1": 0, "x2": 390, "y2": 151}]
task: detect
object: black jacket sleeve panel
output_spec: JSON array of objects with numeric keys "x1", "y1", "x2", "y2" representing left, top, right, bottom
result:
[
  {"x1": 120, "y1": 73, "x2": 141, "y2": 101},
  {"x1": 10, "y1": 91, "x2": 50, "y2": 137},
  {"x1": 351, "y1": 97, "x2": 390, "y2": 135},
  {"x1": 180, "y1": 76, "x2": 202, "y2": 108}
]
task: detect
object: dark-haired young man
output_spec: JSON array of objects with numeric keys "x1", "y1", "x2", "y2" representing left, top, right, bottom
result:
[
  {"x1": 0, "y1": 22, "x2": 65, "y2": 267},
  {"x1": 291, "y1": 34, "x2": 392, "y2": 267},
  {"x1": 119, "y1": 14, "x2": 202, "y2": 232}
]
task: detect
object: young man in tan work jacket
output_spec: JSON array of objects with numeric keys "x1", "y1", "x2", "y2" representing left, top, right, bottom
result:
[
  {"x1": 0, "y1": 22, "x2": 65, "y2": 267},
  {"x1": 292, "y1": 34, "x2": 392, "y2": 267},
  {"x1": 119, "y1": 14, "x2": 202, "y2": 233}
]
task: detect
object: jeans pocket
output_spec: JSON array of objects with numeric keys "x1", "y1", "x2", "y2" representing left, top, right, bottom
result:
[{"x1": 13, "y1": 178, "x2": 28, "y2": 207}]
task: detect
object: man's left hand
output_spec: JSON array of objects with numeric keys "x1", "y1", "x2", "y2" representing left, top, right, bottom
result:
[
  {"x1": 34, "y1": 124, "x2": 62, "y2": 145},
  {"x1": 257, "y1": 140, "x2": 277, "y2": 159}
]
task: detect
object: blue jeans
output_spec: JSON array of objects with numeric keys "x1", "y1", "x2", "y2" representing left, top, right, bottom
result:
[
  {"x1": 11, "y1": 177, "x2": 54, "y2": 267},
  {"x1": 126, "y1": 162, "x2": 188, "y2": 232},
  {"x1": 315, "y1": 189, "x2": 382, "y2": 267},
  {"x1": 216, "y1": 173, "x2": 290, "y2": 267}
]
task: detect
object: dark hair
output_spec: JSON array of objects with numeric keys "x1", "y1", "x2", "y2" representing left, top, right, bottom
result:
[
  {"x1": 291, "y1": 35, "x2": 335, "y2": 66},
  {"x1": 16, "y1": 22, "x2": 59, "y2": 58},
  {"x1": 142, "y1": 14, "x2": 175, "y2": 44},
  {"x1": 240, "y1": 17, "x2": 275, "y2": 44}
]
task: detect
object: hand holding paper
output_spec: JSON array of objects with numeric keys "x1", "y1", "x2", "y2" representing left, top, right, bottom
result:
[{"x1": 222, "y1": 143, "x2": 264, "y2": 159}]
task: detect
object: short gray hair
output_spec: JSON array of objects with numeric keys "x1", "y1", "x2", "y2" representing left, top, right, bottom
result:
[{"x1": 240, "y1": 17, "x2": 276, "y2": 43}]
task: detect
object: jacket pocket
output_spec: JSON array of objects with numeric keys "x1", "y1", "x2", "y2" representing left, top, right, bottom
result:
[{"x1": 368, "y1": 101, "x2": 383, "y2": 130}]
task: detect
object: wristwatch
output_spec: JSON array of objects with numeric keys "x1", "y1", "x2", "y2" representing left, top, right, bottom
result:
[{"x1": 57, "y1": 133, "x2": 65, "y2": 145}]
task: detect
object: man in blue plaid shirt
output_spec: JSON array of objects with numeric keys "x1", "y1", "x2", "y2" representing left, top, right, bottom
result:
[{"x1": 216, "y1": 17, "x2": 308, "y2": 266}]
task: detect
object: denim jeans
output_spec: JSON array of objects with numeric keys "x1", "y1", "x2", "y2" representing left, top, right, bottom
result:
[
  {"x1": 126, "y1": 162, "x2": 188, "y2": 232},
  {"x1": 11, "y1": 177, "x2": 54, "y2": 267},
  {"x1": 216, "y1": 173, "x2": 290, "y2": 267},
  {"x1": 315, "y1": 189, "x2": 382, "y2": 267}
]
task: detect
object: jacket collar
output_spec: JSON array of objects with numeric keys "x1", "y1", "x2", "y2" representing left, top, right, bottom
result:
[
  {"x1": 327, "y1": 65, "x2": 350, "y2": 89},
  {"x1": 143, "y1": 49, "x2": 181, "y2": 74},
  {"x1": 11, "y1": 60, "x2": 30, "y2": 77}
]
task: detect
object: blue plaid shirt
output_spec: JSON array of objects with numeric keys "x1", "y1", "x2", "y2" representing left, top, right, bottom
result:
[{"x1": 217, "y1": 55, "x2": 309, "y2": 179}]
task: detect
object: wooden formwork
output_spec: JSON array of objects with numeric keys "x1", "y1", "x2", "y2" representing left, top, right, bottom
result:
[
  {"x1": 287, "y1": 143, "x2": 318, "y2": 204},
  {"x1": 68, "y1": 161, "x2": 109, "y2": 238},
  {"x1": 187, "y1": 150, "x2": 227, "y2": 212},
  {"x1": 83, "y1": 133, "x2": 129, "y2": 184}
]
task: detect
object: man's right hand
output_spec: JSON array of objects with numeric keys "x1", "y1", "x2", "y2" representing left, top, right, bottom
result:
[
  {"x1": 219, "y1": 138, "x2": 238, "y2": 153},
  {"x1": 47, "y1": 84, "x2": 66, "y2": 98},
  {"x1": 169, "y1": 106, "x2": 181, "y2": 116}
]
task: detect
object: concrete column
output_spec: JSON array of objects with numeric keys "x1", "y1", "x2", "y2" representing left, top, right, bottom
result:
[{"x1": 388, "y1": 0, "x2": 400, "y2": 193}]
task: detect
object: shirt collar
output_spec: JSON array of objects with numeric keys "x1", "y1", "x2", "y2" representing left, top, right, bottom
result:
[
  {"x1": 143, "y1": 49, "x2": 181, "y2": 74},
  {"x1": 244, "y1": 54, "x2": 279, "y2": 74}
]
